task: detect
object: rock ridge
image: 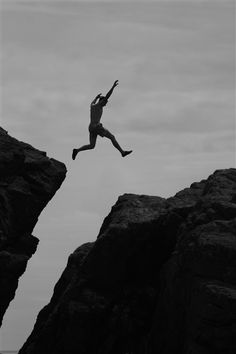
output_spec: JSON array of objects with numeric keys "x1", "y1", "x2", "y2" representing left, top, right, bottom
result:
[{"x1": 19, "y1": 168, "x2": 236, "y2": 354}]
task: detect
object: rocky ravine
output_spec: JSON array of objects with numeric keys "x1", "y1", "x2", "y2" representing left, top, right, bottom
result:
[
  {"x1": 0, "y1": 128, "x2": 66, "y2": 326},
  {"x1": 19, "y1": 168, "x2": 236, "y2": 354}
]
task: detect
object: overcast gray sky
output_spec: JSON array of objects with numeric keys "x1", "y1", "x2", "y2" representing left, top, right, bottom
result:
[{"x1": 1, "y1": 0, "x2": 235, "y2": 350}]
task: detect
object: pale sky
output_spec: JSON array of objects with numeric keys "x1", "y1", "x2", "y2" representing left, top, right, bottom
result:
[{"x1": 0, "y1": 0, "x2": 235, "y2": 350}]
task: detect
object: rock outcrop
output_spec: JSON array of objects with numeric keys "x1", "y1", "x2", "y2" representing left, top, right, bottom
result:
[
  {"x1": 19, "y1": 168, "x2": 236, "y2": 354},
  {"x1": 0, "y1": 127, "x2": 66, "y2": 326}
]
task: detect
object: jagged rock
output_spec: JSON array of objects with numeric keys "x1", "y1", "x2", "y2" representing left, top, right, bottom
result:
[
  {"x1": 19, "y1": 169, "x2": 236, "y2": 354},
  {"x1": 0, "y1": 127, "x2": 66, "y2": 326}
]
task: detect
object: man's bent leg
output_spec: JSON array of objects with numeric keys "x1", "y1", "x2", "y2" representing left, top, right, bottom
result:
[{"x1": 72, "y1": 134, "x2": 97, "y2": 160}]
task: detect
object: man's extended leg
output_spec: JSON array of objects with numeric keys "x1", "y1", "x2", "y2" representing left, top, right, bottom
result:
[
  {"x1": 72, "y1": 133, "x2": 97, "y2": 160},
  {"x1": 103, "y1": 130, "x2": 132, "y2": 157}
]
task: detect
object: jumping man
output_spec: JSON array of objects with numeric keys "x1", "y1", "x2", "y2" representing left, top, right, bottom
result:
[{"x1": 72, "y1": 80, "x2": 132, "y2": 160}]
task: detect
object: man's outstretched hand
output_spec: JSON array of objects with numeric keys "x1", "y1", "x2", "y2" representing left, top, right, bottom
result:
[{"x1": 113, "y1": 80, "x2": 119, "y2": 88}]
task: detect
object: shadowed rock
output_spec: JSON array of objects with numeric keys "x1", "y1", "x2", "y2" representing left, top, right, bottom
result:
[
  {"x1": 0, "y1": 127, "x2": 66, "y2": 326},
  {"x1": 19, "y1": 168, "x2": 236, "y2": 354}
]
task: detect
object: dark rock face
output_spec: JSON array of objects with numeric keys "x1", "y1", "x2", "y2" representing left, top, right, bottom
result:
[
  {"x1": 19, "y1": 168, "x2": 236, "y2": 354},
  {"x1": 0, "y1": 127, "x2": 66, "y2": 326}
]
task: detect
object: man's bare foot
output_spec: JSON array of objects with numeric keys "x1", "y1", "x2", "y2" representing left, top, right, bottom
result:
[
  {"x1": 122, "y1": 150, "x2": 132, "y2": 157},
  {"x1": 72, "y1": 149, "x2": 78, "y2": 160}
]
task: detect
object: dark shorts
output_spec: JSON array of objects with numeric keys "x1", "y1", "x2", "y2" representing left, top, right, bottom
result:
[{"x1": 89, "y1": 123, "x2": 110, "y2": 138}]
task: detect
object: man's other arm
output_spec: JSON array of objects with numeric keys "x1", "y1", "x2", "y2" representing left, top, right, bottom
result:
[{"x1": 91, "y1": 93, "x2": 102, "y2": 105}]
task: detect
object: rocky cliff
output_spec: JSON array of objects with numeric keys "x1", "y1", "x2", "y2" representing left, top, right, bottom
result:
[
  {"x1": 0, "y1": 127, "x2": 66, "y2": 326},
  {"x1": 19, "y1": 168, "x2": 236, "y2": 354}
]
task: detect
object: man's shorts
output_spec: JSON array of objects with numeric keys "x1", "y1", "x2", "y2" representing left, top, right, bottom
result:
[{"x1": 89, "y1": 123, "x2": 110, "y2": 138}]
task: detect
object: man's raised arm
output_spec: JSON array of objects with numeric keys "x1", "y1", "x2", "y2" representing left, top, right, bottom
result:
[{"x1": 105, "y1": 80, "x2": 119, "y2": 100}]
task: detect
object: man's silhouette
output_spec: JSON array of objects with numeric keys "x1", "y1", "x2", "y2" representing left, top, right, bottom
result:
[{"x1": 72, "y1": 80, "x2": 132, "y2": 160}]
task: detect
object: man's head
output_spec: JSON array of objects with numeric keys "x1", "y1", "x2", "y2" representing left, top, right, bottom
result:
[{"x1": 99, "y1": 96, "x2": 108, "y2": 106}]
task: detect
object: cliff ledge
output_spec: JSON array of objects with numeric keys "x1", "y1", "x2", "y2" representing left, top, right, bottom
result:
[{"x1": 0, "y1": 127, "x2": 66, "y2": 326}]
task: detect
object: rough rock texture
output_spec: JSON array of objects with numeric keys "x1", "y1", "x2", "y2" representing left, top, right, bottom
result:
[
  {"x1": 19, "y1": 168, "x2": 236, "y2": 354},
  {"x1": 0, "y1": 127, "x2": 66, "y2": 326}
]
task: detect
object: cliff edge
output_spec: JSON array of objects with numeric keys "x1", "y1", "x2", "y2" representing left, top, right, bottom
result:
[
  {"x1": 20, "y1": 168, "x2": 236, "y2": 354},
  {"x1": 0, "y1": 128, "x2": 66, "y2": 326}
]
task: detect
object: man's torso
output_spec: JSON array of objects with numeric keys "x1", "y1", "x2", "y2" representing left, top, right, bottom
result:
[{"x1": 90, "y1": 103, "x2": 103, "y2": 125}]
